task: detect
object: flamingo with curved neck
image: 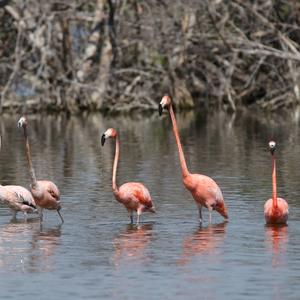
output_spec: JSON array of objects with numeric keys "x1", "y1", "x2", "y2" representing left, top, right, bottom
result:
[
  {"x1": 159, "y1": 95, "x2": 228, "y2": 223},
  {"x1": 101, "y1": 128, "x2": 155, "y2": 225},
  {"x1": 17, "y1": 117, "x2": 63, "y2": 224},
  {"x1": 264, "y1": 141, "x2": 288, "y2": 224}
]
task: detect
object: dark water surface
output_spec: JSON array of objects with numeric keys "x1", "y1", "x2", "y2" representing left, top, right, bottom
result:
[{"x1": 1, "y1": 110, "x2": 300, "y2": 299}]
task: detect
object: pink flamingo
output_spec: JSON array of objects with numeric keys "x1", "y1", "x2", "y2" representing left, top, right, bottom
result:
[
  {"x1": 17, "y1": 117, "x2": 63, "y2": 223},
  {"x1": 264, "y1": 141, "x2": 288, "y2": 224},
  {"x1": 101, "y1": 128, "x2": 155, "y2": 225},
  {"x1": 159, "y1": 95, "x2": 228, "y2": 223},
  {"x1": 0, "y1": 135, "x2": 37, "y2": 219}
]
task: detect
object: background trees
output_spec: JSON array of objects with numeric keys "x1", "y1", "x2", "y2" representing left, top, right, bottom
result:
[{"x1": 0, "y1": 0, "x2": 299, "y2": 113}]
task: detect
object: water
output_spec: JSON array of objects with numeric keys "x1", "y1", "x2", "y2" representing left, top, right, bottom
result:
[{"x1": 1, "y1": 110, "x2": 300, "y2": 299}]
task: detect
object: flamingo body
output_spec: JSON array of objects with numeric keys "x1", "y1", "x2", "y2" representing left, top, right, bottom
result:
[
  {"x1": 116, "y1": 182, "x2": 155, "y2": 214},
  {"x1": 183, "y1": 174, "x2": 228, "y2": 219},
  {"x1": 31, "y1": 180, "x2": 61, "y2": 210},
  {"x1": 0, "y1": 185, "x2": 36, "y2": 215},
  {"x1": 264, "y1": 198, "x2": 288, "y2": 224}
]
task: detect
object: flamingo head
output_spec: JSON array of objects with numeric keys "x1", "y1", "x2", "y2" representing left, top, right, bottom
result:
[
  {"x1": 17, "y1": 116, "x2": 28, "y2": 129},
  {"x1": 101, "y1": 128, "x2": 117, "y2": 146},
  {"x1": 159, "y1": 95, "x2": 172, "y2": 116},
  {"x1": 215, "y1": 201, "x2": 228, "y2": 219},
  {"x1": 269, "y1": 140, "x2": 276, "y2": 155}
]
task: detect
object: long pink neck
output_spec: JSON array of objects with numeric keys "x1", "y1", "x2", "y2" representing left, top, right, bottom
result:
[
  {"x1": 112, "y1": 135, "x2": 120, "y2": 194},
  {"x1": 272, "y1": 154, "x2": 278, "y2": 208},
  {"x1": 169, "y1": 105, "x2": 189, "y2": 178},
  {"x1": 23, "y1": 126, "x2": 37, "y2": 187}
]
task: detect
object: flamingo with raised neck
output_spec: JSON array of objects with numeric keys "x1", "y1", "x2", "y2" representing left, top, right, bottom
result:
[
  {"x1": 264, "y1": 141, "x2": 288, "y2": 224},
  {"x1": 18, "y1": 117, "x2": 63, "y2": 224},
  {"x1": 159, "y1": 95, "x2": 228, "y2": 223},
  {"x1": 101, "y1": 128, "x2": 155, "y2": 225}
]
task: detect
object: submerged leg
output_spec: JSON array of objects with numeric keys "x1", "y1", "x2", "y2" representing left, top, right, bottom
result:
[
  {"x1": 11, "y1": 210, "x2": 17, "y2": 221},
  {"x1": 24, "y1": 211, "x2": 27, "y2": 222},
  {"x1": 198, "y1": 205, "x2": 202, "y2": 224},
  {"x1": 57, "y1": 208, "x2": 64, "y2": 224},
  {"x1": 127, "y1": 210, "x2": 133, "y2": 224},
  {"x1": 39, "y1": 207, "x2": 43, "y2": 223}
]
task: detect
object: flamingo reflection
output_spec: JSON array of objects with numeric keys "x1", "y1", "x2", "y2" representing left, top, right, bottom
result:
[
  {"x1": 112, "y1": 224, "x2": 153, "y2": 266},
  {"x1": 0, "y1": 220, "x2": 61, "y2": 272},
  {"x1": 178, "y1": 222, "x2": 227, "y2": 265},
  {"x1": 265, "y1": 224, "x2": 288, "y2": 267},
  {"x1": 28, "y1": 225, "x2": 61, "y2": 272}
]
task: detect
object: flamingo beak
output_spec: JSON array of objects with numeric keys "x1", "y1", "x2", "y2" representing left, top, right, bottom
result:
[
  {"x1": 17, "y1": 121, "x2": 22, "y2": 128},
  {"x1": 101, "y1": 134, "x2": 106, "y2": 146},
  {"x1": 158, "y1": 103, "x2": 163, "y2": 116}
]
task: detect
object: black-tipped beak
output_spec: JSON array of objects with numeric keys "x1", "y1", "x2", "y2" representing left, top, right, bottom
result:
[
  {"x1": 158, "y1": 103, "x2": 163, "y2": 116},
  {"x1": 270, "y1": 149, "x2": 275, "y2": 155},
  {"x1": 101, "y1": 134, "x2": 106, "y2": 146},
  {"x1": 17, "y1": 121, "x2": 22, "y2": 128}
]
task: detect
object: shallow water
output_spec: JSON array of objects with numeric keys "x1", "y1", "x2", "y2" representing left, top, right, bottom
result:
[{"x1": 1, "y1": 110, "x2": 300, "y2": 299}]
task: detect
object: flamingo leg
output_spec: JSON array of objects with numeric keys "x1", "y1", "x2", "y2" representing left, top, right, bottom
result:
[
  {"x1": 57, "y1": 209, "x2": 64, "y2": 224},
  {"x1": 24, "y1": 211, "x2": 27, "y2": 222},
  {"x1": 11, "y1": 210, "x2": 17, "y2": 221},
  {"x1": 38, "y1": 207, "x2": 43, "y2": 223},
  {"x1": 208, "y1": 207, "x2": 212, "y2": 224},
  {"x1": 198, "y1": 205, "x2": 202, "y2": 224},
  {"x1": 137, "y1": 209, "x2": 142, "y2": 225},
  {"x1": 128, "y1": 210, "x2": 133, "y2": 224}
]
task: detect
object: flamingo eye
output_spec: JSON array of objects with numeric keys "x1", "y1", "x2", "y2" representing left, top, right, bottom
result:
[{"x1": 269, "y1": 141, "x2": 276, "y2": 149}]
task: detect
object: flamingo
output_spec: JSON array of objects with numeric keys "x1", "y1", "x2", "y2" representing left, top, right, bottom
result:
[
  {"x1": 264, "y1": 141, "x2": 288, "y2": 224},
  {"x1": 158, "y1": 95, "x2": 228, "y2": 223},
  {"x1": 101, "y1": 128, "x2": 155, "y2": 225},
  {"x1": 17, "y1": 117, "x2": 63, "y2": 224},
  {"x1": 0, "y1": 135, "x2": 37, "y2": 219}
]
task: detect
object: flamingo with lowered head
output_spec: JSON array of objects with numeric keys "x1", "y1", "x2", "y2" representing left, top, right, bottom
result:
[
  {"x1": 0, "y1": 135, "x2": 37, "y2": 219},
  {"x1": 17, "y1": 117, "x2": 63, "y2": 223},
  {"x1": 101, "y1": 128, "x2": 155, "y2": 225},
  {"x1": 159, "y1": 95, "x2": 228, "y2": 223},
  {"x1": 264, "y1": 141, "x2": 288, "y2": 224}
]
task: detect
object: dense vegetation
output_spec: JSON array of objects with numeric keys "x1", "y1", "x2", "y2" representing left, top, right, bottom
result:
[{"x1": 0, "y1": 0, "x2": 299, "y2": 113}]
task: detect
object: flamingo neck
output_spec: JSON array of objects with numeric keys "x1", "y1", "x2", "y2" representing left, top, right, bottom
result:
[
  {"x1": 272, "y1": 154, "x2": 278, "y2": 208},
  {"x1": 112, "y1": 135, "x2": 120, "y2": 194},
  {"x1": 23, "y1": 126, "x2": 37, "y2": 186},
  {"x1": 169, "y1": 105, "x2": 189, "y2": 178}
]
